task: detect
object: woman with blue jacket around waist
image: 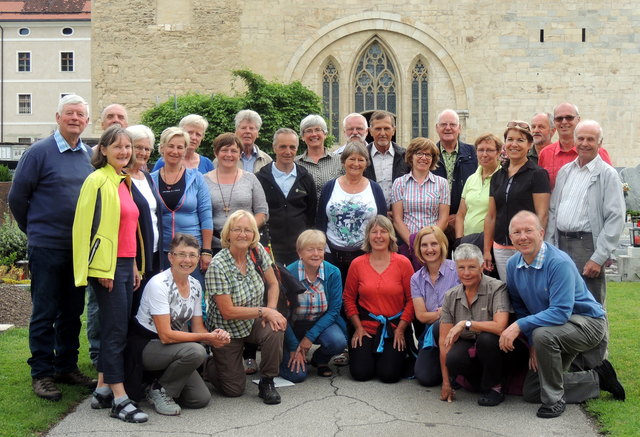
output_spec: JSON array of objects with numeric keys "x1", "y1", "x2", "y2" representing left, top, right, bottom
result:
[
  {"x1": 151, "y1": 127, "x2": 213, "y2": 291},
  {"x1": 73, "y1": 125, "x2": 148, "y2": 423},
  {"x1": 280, "y1": 230, "x2": 347, "y2": 382}
]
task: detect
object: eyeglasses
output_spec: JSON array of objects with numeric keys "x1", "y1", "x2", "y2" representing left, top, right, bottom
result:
[
  {"x1": 345, "y1": 127, "x2": 366, "y2": 133},
  {"x1": 476, "y1": 148, "x2": 498, "y2": 154},
  {"x1": 414, "y1": 152, "x2": 434, "y2": 159},
  {"x1": 437, "y1": 122, "x2": 459, "y2": 129},
  {"x1": 134, "y1": 146, "x2": 151, "y2": 153},
  {"x1": 554, "y1": 115, "x2": 577, "y2": 123},
  {"x1": 507, "y1": 121, "x2": 531, "y2": 131},
  {"x1": 171, "y1": 252, "x2": 200, "y2": 260},
  {"x1": 303, "y1": 127, "x2": 324, "y2": 135},
  {"x1": 231, "y1": 228, "x2": 255, "y2": 235}
]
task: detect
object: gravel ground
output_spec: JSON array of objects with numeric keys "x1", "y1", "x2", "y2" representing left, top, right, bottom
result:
[{"x1": 0, "y1": 283, "x2": 31, "y2": 327}]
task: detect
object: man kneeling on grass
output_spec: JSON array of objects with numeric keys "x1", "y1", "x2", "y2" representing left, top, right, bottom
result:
[{"x1": 499, "y1": 211, "x2": 625, "y2": 419}]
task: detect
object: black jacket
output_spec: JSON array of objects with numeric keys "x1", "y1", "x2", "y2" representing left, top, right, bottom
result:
[
  {"x1": 363, "y1": 141, "x2": 409, "y2": 184},
  {"x1": 256, "y1": 163, "x2": 317, "y2": 265},
  {"x1": 433, "y1": 141, "x2": 478, "y2": 215}
]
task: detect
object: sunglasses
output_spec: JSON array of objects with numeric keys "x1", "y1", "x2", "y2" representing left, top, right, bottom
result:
[
  {"x1": 507, "y1": 121, "x2": 531, "y2": 131},
  {"x1": 554, "y1": 115, "x2": 577, "y2": 122}
]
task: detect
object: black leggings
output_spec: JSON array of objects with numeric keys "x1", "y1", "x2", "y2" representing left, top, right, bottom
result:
[
  {"x1": 445, "y1": 332, "x2": 504, "y2": 391},
  {"x1": 414, "y1": 321, "x2": 441, "y2": 387},
  {"x1": 348, "y1": 334, "x2": 406, "y2": 383}
]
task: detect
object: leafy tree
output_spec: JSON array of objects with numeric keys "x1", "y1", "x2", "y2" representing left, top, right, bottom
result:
[{"x1": 141, "y1": 70, "x2": 323, "y2": 160}]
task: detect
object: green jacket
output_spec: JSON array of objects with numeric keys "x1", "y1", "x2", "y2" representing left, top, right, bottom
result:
[{"x1": 73, "y1": 164, "x2": 144, "y2": 286}]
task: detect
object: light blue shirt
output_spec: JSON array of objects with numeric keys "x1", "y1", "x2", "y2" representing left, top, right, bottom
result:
[
  {"x1": 241, "y1": 145, "x2": 258, "y2": 172},
  {"x1": 271, "y1": 163, "x2": 297, "y2": 197},
  {"x1": 54, "y1": 129, "x2": 87, "y2": 153}
]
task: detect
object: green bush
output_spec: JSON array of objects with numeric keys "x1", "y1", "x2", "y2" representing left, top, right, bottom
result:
[
  {"x1": 0, "y1": 164, "x2": 12, "y2": 182},
  {"x1": 0, "y1": 214, "x2": 27, "y2": 266},
  {"x1": 141, "y1": 69, "x2": 323, "y2": 160}
]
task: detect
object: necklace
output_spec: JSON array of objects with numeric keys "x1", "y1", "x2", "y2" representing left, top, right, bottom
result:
[
  {"x1": 162, "y1": 166, "x2": 183, "y2": 190},
  {"x1": 216, "y1": 168, "x2": 239, "y2": 216}
]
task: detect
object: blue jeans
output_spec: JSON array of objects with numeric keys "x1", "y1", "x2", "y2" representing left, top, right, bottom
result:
[
  {"x1": 27, "y1": 246, "x2": 86, "y2": 379},
  {"x1": 91, "y1": 257, "x2": 134, "y2": 384},
  {"x1": 86, "y1": 283, "x2": 100, "y2": 367},
  {"x1": 279, "y1": 323, "x2": 347, "y2": 383}
]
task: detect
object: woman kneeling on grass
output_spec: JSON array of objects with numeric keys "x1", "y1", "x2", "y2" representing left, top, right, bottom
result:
[{"x1": 133, "y1": 233, "x2": 230, "y2": 415}]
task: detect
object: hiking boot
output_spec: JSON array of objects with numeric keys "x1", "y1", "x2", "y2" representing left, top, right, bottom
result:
[
  {"x1": 536, "y1": 398, "x2": 566, "y2": 418},
  {"x1": 258, "y1": 377, "x2": 281, "y2": 405},
  {"x1": 147, "y1": 385, "x2": 181, "y2": 416},
  {"x1": 32, "y1": 377, "x2": 62, "y2": 401},
  {"x1": 54, "y1": 369, "x2": 97, "y2": 390},
  {"x1": 594, "y1": 359, "x2": 626, "y2": 401}
]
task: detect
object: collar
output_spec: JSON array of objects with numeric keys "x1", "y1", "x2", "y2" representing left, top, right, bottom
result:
[
  {"x1": 409, "y1": 170, "x2": 437, "y2": 184},
  {"x1": 569, "y1": 154, "x2": 601, "y2": 171},
  {"x1": 473, "y1": 162, "x2": 500, "y2": 178},
  {"x1": 297, "y1": 261, "x2": 325, "y2": 282},
  {"x1": 272, "y1": 162, "x2": 297, "y2": 178},
  {"x1": 516, "y1": 242, "x2": 547, "y2": 269},
  {"x1": 440, "y1": 141, "x2": 459, "y2": 155},
  {"x1": 54, "y1": 129, "x2": 87, "y2": 153},
  {"x1": 300, "y1": 148, "x2": 331, "y2": 161},
  {"x1": 370, "y1": 143, "x2": 395, "y2": 157},
  {"x1": 241, "y1": 145, "x2": 259, "y2": 159}
]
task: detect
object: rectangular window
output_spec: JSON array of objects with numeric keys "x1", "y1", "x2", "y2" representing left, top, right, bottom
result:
[
  {"x1": 18, "y1": 52, "x2": 31, "y2": 72},
  {"x1": 18, "y1": 94, "x2": 32, "y2": 115},
  {"x1": 17, "y1": 137, "x2": 33, "y2": 144},
  {"x1": 60, "y1": 51, "x2": 74, "y2": 72}
]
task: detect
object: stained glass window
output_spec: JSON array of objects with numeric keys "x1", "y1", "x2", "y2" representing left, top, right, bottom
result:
[
  {"x1": 322, "y1": 61, "x2": 340, "y2": 139},
  {"x1": 354, "y1": 42, "x2": 396, "y2": 114},
  {"x1": 411, "y1": 60, "x2": 428, "y2": 138}
]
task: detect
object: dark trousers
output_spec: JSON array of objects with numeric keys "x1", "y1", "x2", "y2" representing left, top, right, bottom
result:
[
  {"x1": 349, "y1": 334, "x2": 406, "y2": 383},
  {"x1": 446, "y1": 332, "x2": 504, "y2": 392},
  {"x1": 92, "y1": 257, "x2": 134, "y2": 384},
  {"x1": 414, "y1": 321, "x2": 442, "y2": 387},
  {"x1": 27, "y1": 246, "x2": 86, "y2": 379}
]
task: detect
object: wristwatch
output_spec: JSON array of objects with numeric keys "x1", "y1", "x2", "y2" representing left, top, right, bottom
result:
[{"x1": 465, "y1": 320, "x2": 472, "y2": 330}]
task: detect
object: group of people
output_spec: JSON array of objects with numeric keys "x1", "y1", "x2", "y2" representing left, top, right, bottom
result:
[{"x1": 8, "y1": 94, "x2": 626, "y2": 425}]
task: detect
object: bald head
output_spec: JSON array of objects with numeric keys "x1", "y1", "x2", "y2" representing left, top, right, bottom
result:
[{"x1": 101, "y1": 104, "x2": 128, "y2": 130}]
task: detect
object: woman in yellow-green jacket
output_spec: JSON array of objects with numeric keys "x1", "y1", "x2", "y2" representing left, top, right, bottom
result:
[{"x1": 72, "y1": 125, "x2": 148, "y2": 424}]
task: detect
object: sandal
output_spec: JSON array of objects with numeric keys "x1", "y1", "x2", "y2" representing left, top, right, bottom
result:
[
  {"x1": 110, "y1": 399, "x2": 148, "y2": 423},
  {"x1": 91, "y1": 390, "x2": 114, "y2": 409},
  {"x1": 316, "y1": 365, "x2": 333, "y2": 377},
  {"x1": 332, "y1": 352, "x2": 349, "y2": 367}
]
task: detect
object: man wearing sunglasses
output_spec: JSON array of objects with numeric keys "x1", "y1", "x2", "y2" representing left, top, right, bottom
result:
[{"x1": 538, "y1": 103, "x2": 612, "y2": 188}]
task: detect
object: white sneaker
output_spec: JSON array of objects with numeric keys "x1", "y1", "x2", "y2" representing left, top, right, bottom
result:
[{"x1": 147, "y1": 386, "x2": 181, "y2": 416}]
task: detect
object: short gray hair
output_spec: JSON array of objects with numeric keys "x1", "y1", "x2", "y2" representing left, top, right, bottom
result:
[
  {"x1": 299, "y1": 114, "x2": 328, "y2": 136},
  {"x1": 126, "y1": 125, "x2": 156, "y2": 152},
  {"x1": 453, "y1": 243, "x2": 483, "y2": 266},
  {"x1": 57, "y1": 94, "x2": 89, "y2": 117},
  {"x1": 340, "y1": 141, "x2": 370, "y2": 167},
  {"x1": 574, "y1": 119, "x2": 603, "y2": 145},
  {"x1": 532, "y1": 112, "x2": 555, "y2": 130},
  {"x1": 272, "y1": 127, "x2": 299, "y2": 146},
  {"x1": 342, "y1": 113, "x2": 368, "y2": 129},
  {"x1": 179, "y1": 114, "x2": 209, "y2": 131},
  {"x1": 234, "y1": 109, "x2": 262, "y2": 130},
  {"x1": 100, "y1": 103, "x2": 127, "y2": 123},
  {"x1": 436, "y1": 109, "x2": 459, "y2": 125}
]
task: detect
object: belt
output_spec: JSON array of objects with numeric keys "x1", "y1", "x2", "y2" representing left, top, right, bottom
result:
[{"x1": 558, "y1": 230, "x2": 592, "y2": 239}]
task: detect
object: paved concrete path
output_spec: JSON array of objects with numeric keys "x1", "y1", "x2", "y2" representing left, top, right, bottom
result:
[{"x1": 48, "y1": 366, "x2": 600, "y2": 437}]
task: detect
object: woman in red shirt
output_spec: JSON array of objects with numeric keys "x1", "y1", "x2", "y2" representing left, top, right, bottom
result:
[{"x1": 343, "y1": 215, "x2": 415, "y2": 383}]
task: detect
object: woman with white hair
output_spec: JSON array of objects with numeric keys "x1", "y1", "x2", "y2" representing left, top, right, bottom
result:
[
  {"x1": 295, "y1": 114, "x2": 343, "y2": 199},
  {"x1": 125, "y1": 125, "x2": 166, "y2": 315},
  {"x1": 153, "y1": 114, "x2": 214, "y2": 173},
  {"x1": 438, "y1": 243, "x2": 512, "y2": 406}
]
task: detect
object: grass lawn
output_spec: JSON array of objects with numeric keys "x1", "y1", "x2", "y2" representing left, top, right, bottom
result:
[
  {"x1": 0, "y1": 316, "x2": 95, "y2": 437},
  {"x1": 0, "y1": 283, "x2": 637, "y2": 436},
  {"x1": 585, "y1": 282, "x2": 639, "y2": 435}
]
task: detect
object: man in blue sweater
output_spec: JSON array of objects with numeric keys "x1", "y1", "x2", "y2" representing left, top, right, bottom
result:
[
  {"x1": 9, "y1": 94, "x2": 96, "y2": 401},
  {"x1": 499, "y1": 211, "x2": 624, "y2": 418}
]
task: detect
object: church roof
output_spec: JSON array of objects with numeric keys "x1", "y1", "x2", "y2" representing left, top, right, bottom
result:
[{"x1": 0, "y1": 0, "x2": 91, "y2": 21}]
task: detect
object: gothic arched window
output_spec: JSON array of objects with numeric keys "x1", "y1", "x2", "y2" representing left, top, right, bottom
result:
[
  {"x1": 354, "y1": 41, "x2": 396, "y2": 114},
  {"x1": 322, "y1": 60, "x2": 340, "y2": 139},
  {"x1": 411, "y1": 59, "x2": 429, "y2": 138}
]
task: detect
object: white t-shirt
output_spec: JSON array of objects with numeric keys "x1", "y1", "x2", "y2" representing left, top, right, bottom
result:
[
  {"x1": 136, "y1": 269, "x2": 202, "y2": 333},
  {"x1": 131, "y1": 176, "x2": 159, "y2": 252},
  {"x1": 325, "y1": 180, "x2": 377, "y2": 249}
]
